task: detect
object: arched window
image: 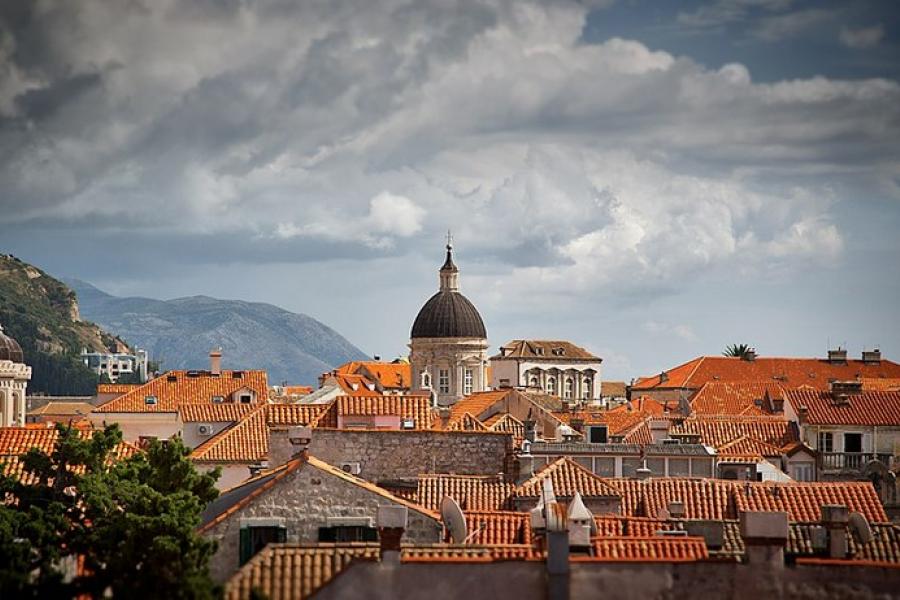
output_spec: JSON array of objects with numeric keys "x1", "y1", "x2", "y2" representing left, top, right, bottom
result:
[
  {"x1": 582, "y1": 378, "x2": 592, "y2": 399},
  {"x1": 564, "y1": 378, "x2": 574, "y2": 399},
  {"x1": 421, "y1": 372, "x2": 431, "y2": 388},
  {"x1": 547, "y1": 377, "x2": 557, "y2": 395},
  {"x1": 529, "y1": 375, "x2": 539, "y2": 388}
]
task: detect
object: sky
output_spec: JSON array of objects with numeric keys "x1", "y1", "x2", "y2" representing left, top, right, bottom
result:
[{"x1": 2, "y1": 0, "x2": 899, "y2": 381}]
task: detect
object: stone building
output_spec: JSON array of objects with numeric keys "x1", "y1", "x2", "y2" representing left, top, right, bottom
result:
[
  {"x1": 0, "y1": 324, "x2": 31, "y2": 427},
  {"x1": 410, "y1": 238, "x2": 489, "y2": 406},
  {"x1": 490, "y1": 340, "x2": 602, "y2": 402}
]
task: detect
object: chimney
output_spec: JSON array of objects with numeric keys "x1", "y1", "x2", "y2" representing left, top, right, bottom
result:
[
  {"x1": 209, "y1": 348, "x2": 222, "y2": 376},
  {"x1": 377, "y1": 505, "x2": 407, "y2": 563},
  {"x1": 684, "y1": 520, "x2": 725, "y2": 550},
  {"x1": 635, "y1": 461, "x2": 652, "y2": 480},
  {"x1": 569, "y1": 417, "x2": 584, "y2": 433},
  {"x1": 743, "y1": 348, "x2": 757, "y2": 361},
  {"x1": 524, "y1": 419, "x2": 537, "y2": 443},
  {"x1": 739, "y1": 511, "x2": 788, "y2": 568},
  {"x1": 861, "y1": 349, "x2": 881, "y2": 365},
  {"x1": 821, "y1": 505, "x2": 849, "y2": 559},
  {"x1": 797, "y1": 405, "x2": 808, "y2": 425},
  {"x1": 667, "y1": 500, "x2": 686, "y2": 520},
  {"x1": 649, "y1": 418, "x2": 670, "y2": 444},
  {"x1": 438, "y1": 407, "x2": 451, "y2": 429},
  {"x1": 830, "y1": 380, "x2": 862, "y2": 400},
  {"x1": 659, "y1": 371, "x2": 669, "y2": 384},
  {"x1": 827, "y1": 348, "x2": 847, "y2": 364},
  {"x1": 567, "y1": 492, "x2": 593, "y2": 551},
  {"x1": 518, "y1": 452, "x2": 536, "y2": 485},
  {"x1": 373, "y1": 354, "x2": 381, "y2": 361},
  {"x1": 545, "y1": 501, "x2": 570, "y2": 600}
]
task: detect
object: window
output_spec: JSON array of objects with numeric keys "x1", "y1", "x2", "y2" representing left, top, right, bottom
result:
[
  {"x1": 582, "y1": 378, "x2": 592, "y2": 399},
  {"x1": 564, "y1": 378, "x2": 574, "y2": 399},
  {"x1": 144, "y1": 395, "x2": 157, "y2": 405},
  {"x1": 843, "y1": 432, "x2": 862, "y2": 453},
  {"x1": 818, "y1": 432, "x2": 833, "y2": 453},
  {"x1": 240, "y1": 394, "x2": 252, "y2": 404},
  {"x1": 239, "y1": 524, "x2": 286, "y2": 565},
  {"x1": 529, "y1": 376, "x2": 539, "y2": 388},
  {"x1": 668, "y1": 458, "x2": 690, "y2": 477},
  {"x1": 318, "y1": 526, "x2": 378, "y2": 543},
  {"x1": 593, "y1": 457, "x2": 615, "y2": 477},
  {"x1": 547, "y1": 377, "x2": 556, "y2": 395},
  {"x1": 421, "y1": 372, "x2": 431, "y2": 388},
  {"x1": 439, "y1": 369, "x2": 450, "y2": 394},
  {"x1": 790, "y1": 463, "x2": 814, "y2": 482},
  {"x1": 464, "y1": 369, "x2": 473, "y2": 395},
  {"x1": 587, "y1": 425, "x2": 608, "y2": 444}
]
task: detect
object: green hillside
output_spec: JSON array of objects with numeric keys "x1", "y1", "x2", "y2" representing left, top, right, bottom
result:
[{"x1": 0, "y1": 254, "x2": 128, "y2": 395}]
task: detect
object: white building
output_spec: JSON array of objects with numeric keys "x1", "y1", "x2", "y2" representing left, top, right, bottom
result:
[
  {"x1": 490, "y1": 340, "x2": 602, "y2": 403},
  {"x1": 81, "y1": 347, "x2": 149, "y2": 383},
  {"x1": 0, "y1": 324, "x2": 31, "y2": 427},
  {"x1": 409, "y1": 239, "x2": 489, "y2": 407}
]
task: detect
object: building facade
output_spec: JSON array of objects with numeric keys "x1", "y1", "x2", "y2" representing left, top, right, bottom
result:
[
  {"x1": 490, "y1": 340, "x2": 602, "y2": 402},
  {"x1": 0, "y1": 325, "x2": 30, "y2": 427},
  {"x1": 81, "y1": 348, "x2": 149, "y2": 383},
  {"x1": 409, "y1": 240, "x2": 489, "y2": 406}
]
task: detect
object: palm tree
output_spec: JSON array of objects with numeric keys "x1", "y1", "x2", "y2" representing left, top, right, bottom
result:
[{"x1": 723, "y1": 343, "x2": 754, "y2": 359}]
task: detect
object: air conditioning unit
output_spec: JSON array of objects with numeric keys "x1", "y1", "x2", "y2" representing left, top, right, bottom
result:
[
  {"x1": 198, "y1": 424, "x2": 214, "y2": 436},
  {"x1": 340, "y1": 462, "x2": 362, "y2": 475}
]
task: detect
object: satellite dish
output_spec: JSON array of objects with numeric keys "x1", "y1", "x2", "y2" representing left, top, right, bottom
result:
[
  {"x1": 441, "y1": 495, "x2": 468, "y2": 544},
  {"x1": 849, "y1": 512, "x2": 874, "y2": 545}
]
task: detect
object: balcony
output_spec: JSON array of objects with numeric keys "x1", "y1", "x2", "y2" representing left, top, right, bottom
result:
[{"x1": 820, "y1": 452, "x2": 893, "y2": 472}]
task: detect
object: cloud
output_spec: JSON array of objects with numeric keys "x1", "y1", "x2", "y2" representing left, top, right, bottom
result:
[
  {"x1": 839, "y1": 24, "x2": 885, "y2": 49},
  {"x1": 677, "y1": 0, "x2": 793, "y2": 29},
  {"x1": 642, "y1": 321, "x2": 699, "y2": 342},
  {"x1": 0, "y1": 0, "x2": 897, "y2": 308},
  {"x1": 752, "y1": 8, "x2": 835, "y2": 41}
]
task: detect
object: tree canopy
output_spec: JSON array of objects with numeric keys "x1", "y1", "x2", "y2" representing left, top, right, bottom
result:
[
  {"x1": 723, "y1": 343, "x2": 754, "y2": 359},
  {"x1": 0, "y1": 424, "x2": 221, "y2": 598}
]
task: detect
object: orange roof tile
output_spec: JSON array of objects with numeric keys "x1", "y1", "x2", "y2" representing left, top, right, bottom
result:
[
  {"x1": 716, "y1": 435, "x2": 785, "y2": 461},
  {"x1": 516, "y1": 457, "x2": 620, "y2": 499},
  {"x1": 178, "y1": 403, "x2": 258, "y2": 423},
  {"x1": 787, "y1": 389, "x2": 900, "y2": 426},
  {"x1": 491, "y1": 340, "x2": 600, "y2": 361},
  {"x1": 669, "y1": 415, "x2": 798, "y2": 449},
  {"x1": 446, "y1": 412, "x2": 488, "y2": 432},
  {"x1": 357, "y1": 362, "x2": 412, "y2": 389},
  {"x1": 96, "y1": 383, "x2": 140, "y2": 394},
  {"x1": 444, "y1": 390, "x2": 511, "y2": 427},
  {"x1": 94, "y1": 370, "x2": 268, "y2": 413},
  {"x1": 634, "y1": 356, "x2": 900, "y2": 391},
  {"x1": 27, "y1": 401, "x2": 95, "y2": 417},
  {"x1": 412, "y1": 474, "x2": 515, "y2": 511},
  {"x1": 463, "y1": 510, "x2": 532, "y2": 545},
  {"x1": 335, "y1": 395, "x2": 434, "y2": 429},
  {"x1": 330, "y1": 373, "x2": 382, "y2": 396},
  {"x1": 593, "y1": 516, "x2": 682, "y2": 537},
  {"x1": 586, "y1": 536, "x2": 708, "y2": 562},
  {"x1": 191, "y1": 405, "x2": 268, "y2": 463},
  {"x1": 859, "y1": 377, "x2": 900, "y2": 392},
  {"x1": 608, "y1": 478, "x2": 734, "y2": 520},
  {"x1": 265, "y1": 403, "x2": 331, "y2": 426},
  {"x1": 486, "y1": 413, "x2": 525, "y2": 446},
  {"x1": 735, "y1": 481, "x2": 888, "y2": 523},
  {"x1": 689, "y1": 381, "x2": 782, "y2": 416}
]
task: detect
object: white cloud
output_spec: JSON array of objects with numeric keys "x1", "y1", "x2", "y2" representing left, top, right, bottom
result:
[
  {"x1": 839, "y1": 25, "x2": 885, "y2": 49},
  {"x1": 367, "y1": 192, "x2": 425, "y2": 237},
  {"x1": 642, "y1": 321, "x2": 699, "y2": 342}
]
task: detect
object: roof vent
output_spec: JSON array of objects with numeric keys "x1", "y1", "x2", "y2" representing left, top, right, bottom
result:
[
  {"x1": 186, "y1": 370, "x2": 201, "y2": 378},
  {"x1": 167, "y1": 374, "x2": 177, "y2": 382},
  {"x1": 144, "y1": 395, "x2": 158, "y2": 405},
  {"x1": 659, "y1": 371, "x2": 669, "y2": 384},
  {"x1": 231, "y1": 371, "x2": 244, "y2": 379},
  {"x1": 212, "y1": 395, "x2": 225, "y2": 404}
]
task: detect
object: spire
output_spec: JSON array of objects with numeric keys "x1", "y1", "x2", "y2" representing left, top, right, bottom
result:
[{"x1": 439, "y1": 231, "x2": 460, "y2": 292}]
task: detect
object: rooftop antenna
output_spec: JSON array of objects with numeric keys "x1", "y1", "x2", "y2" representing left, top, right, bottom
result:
[
  {"x1": 446, "y1": 229, "x2": 453, "y2": 250},
  {"x1": 441, "y1": 496, "x2": 468, "y2": 544}
]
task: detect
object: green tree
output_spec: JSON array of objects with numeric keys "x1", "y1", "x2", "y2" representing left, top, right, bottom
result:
[
  {"x1": 0, "y1": 424, "x2": 221, "y2": 599},
  {"x1": 723, "y1": 343, "x2": 754, "y2": 359}
]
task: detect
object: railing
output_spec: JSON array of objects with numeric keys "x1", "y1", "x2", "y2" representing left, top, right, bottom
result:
[{"x1": 820, "y1": 452, "x2": 892, "y2": 471}]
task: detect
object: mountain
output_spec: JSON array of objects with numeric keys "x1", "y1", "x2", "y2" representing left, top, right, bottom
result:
[
  {"x1": 66, "y1": 279, "x2": 369, "y2": 386},
  {"x1": 0, "y1": 254, "x2": 129, "y2": 395}
]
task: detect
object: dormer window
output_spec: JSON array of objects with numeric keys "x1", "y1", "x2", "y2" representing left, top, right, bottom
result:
[
  {"x1": 240, "y1": 394, "x2": 252, "y2": 404},
  {"x1": 144, "y1": 395, "x2": 158, "y2": 405},
  {"x1": 232, "y1": 371, "x2": 244, "y2": 379}
]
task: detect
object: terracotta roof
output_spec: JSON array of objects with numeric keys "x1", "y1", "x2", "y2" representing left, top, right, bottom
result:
[
  {"x1": 516, "y1": 457, "x2": 620, "y2": 499},
  {"x1": 859, "y1": 377, "x2": 900, "y2": 392},
  {"x1": 446, "y1": 412, "x2": 488, "y2": 432},
  {"x1": 593, "y1": 515, "x2": 682, "y2": 537},
  {"x1": 608, "y1": 478, "x2": 734, "y2": 520},
  {"x1": 491, "y1": 340, "x2": 600, "y2": 361},
  {"x1": 327, "y1": 373, "x2": 382, "y2": 396},
  {"x1": 335, "y1": 395, "x2": 434, "y2": 428},
  {"x1": 27, "y1": 401, "x2": 95, "y2": 417},
  {"x1": 463, "y1": 510, "x2": 532, "y2": 545},
  {"x1": 716, "y1": 435, "x2": 786, "y2": 461},
  {"x1": 669, "y1": 415, "x2": 798, "y2": 449},
  {"x1": 585, "y1": 536, "x2": 708, "y2": 562},
  {"x1": 357, "y1": 362, "x2": 412, "y2": 389},
  {"x1": 191, "y1": 405, "x2": 268, "y2": 463},
  {"x1": 689, "y1": 381, "x2": 782, "y2": 416},
  {"x1": 786, "y1": 389, "x2": 900, "y2": 426},
  {"x1": 486, "y1": 413, "x2": 525, "y2": 445},
  {"x1": 789, "y1": 522, "x2": 900, "y2": 562},
  {"x1": 94, "y1": 370, "x2": 268, "y2": 413},
  {"x1": 401, "y1": 544, "x2": 538, "y2": 561},
  {"x1": 265, "y1": 403, "x2": 331, "y2": 426},
  {"x1": 734, "y1": 481, "x2": 888, "y2": 523},
  {"x1": 444, "y1": 390, "x2": 511, "y2": 427},
  {"x1": 224, "y1": 543, "x2": 379, "y2": 600},
  {"x1": 634, "y1": 356, "x2": 900, "y2": 391},
  {"x1": 411, "y1": 474, "x2": 515, "y2": 511},
  {"x1": 178, "y1": 403, "x2": 258, "y2": 423}
]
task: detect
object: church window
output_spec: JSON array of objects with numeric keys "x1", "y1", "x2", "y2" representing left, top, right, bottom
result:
[
  {"x1": 464, "y1": 368, "x2": 473, "y2": 395},
  {"x1": 439, "y1": 369, "x2": 450, "y2": 394},
  {"x1": 564, "y1": 378, "x2": 574, "y2": 399},
  {"x1": 547, "y1": 377, "x2": 557, "y2": 395}
]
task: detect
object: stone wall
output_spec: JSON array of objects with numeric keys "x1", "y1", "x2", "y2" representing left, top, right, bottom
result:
[
  {"x1": 302, "y1": 429, "x2": 513, "y2": 481},
  {"x1": 203, "y1": 458, "x2": 443, "y2": 583}
]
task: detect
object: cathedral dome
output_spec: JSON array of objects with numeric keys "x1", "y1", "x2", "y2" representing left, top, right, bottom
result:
[
  {"x1": 0, "y1": 325, "x2": 24, "y2": 363},
  {"x1": 410, "y1": 238, "x2": 487, "y2": 340},
  {"x1": 411, "y1": 291, "x2": 487, "y2": 339}
]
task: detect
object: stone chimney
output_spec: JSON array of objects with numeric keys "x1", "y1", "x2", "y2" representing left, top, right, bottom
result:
[
  {"x1": 518, "y1": 451, "x2": 536, "y2": 485},
  {"x1": 739, "y1": 511, "x2": 788, "y2": 568},
  {"x1": 269, "y1": 425, "x2": 312, "y2": 468},
  {"x1": 545, "y1": 502, "x2": 569, "y2": 575},
  {"x1": 821, "y1": 505, "x2": 849, "y2": 559},
  {"x1": 667, "y1": 500, "x2": 685, "y2": 520},
  {"x1": 659, "y1": 371, "x2": 669, "y2": 384},
  {"x1": 649, "y1": 419, "x2": 670, "y2": 444},
  {"x1": 524, "y1": 419, "x2": 537, "y2": 443},
  {"x1": 862, "y1": 349, "x2": 882, "y2": 365},
  {"x1": 377, "y1": 505, "x2": 407, "y2": 563},
  {"x1": 209, "y1": 348, "x2": 222, "y2": 376},
  {"x1": 827, "y1": 348, "x2": 847, "y2": 364},
  {"x1": 567, "y1": 492, "x2": 593, "y2": 551}
]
